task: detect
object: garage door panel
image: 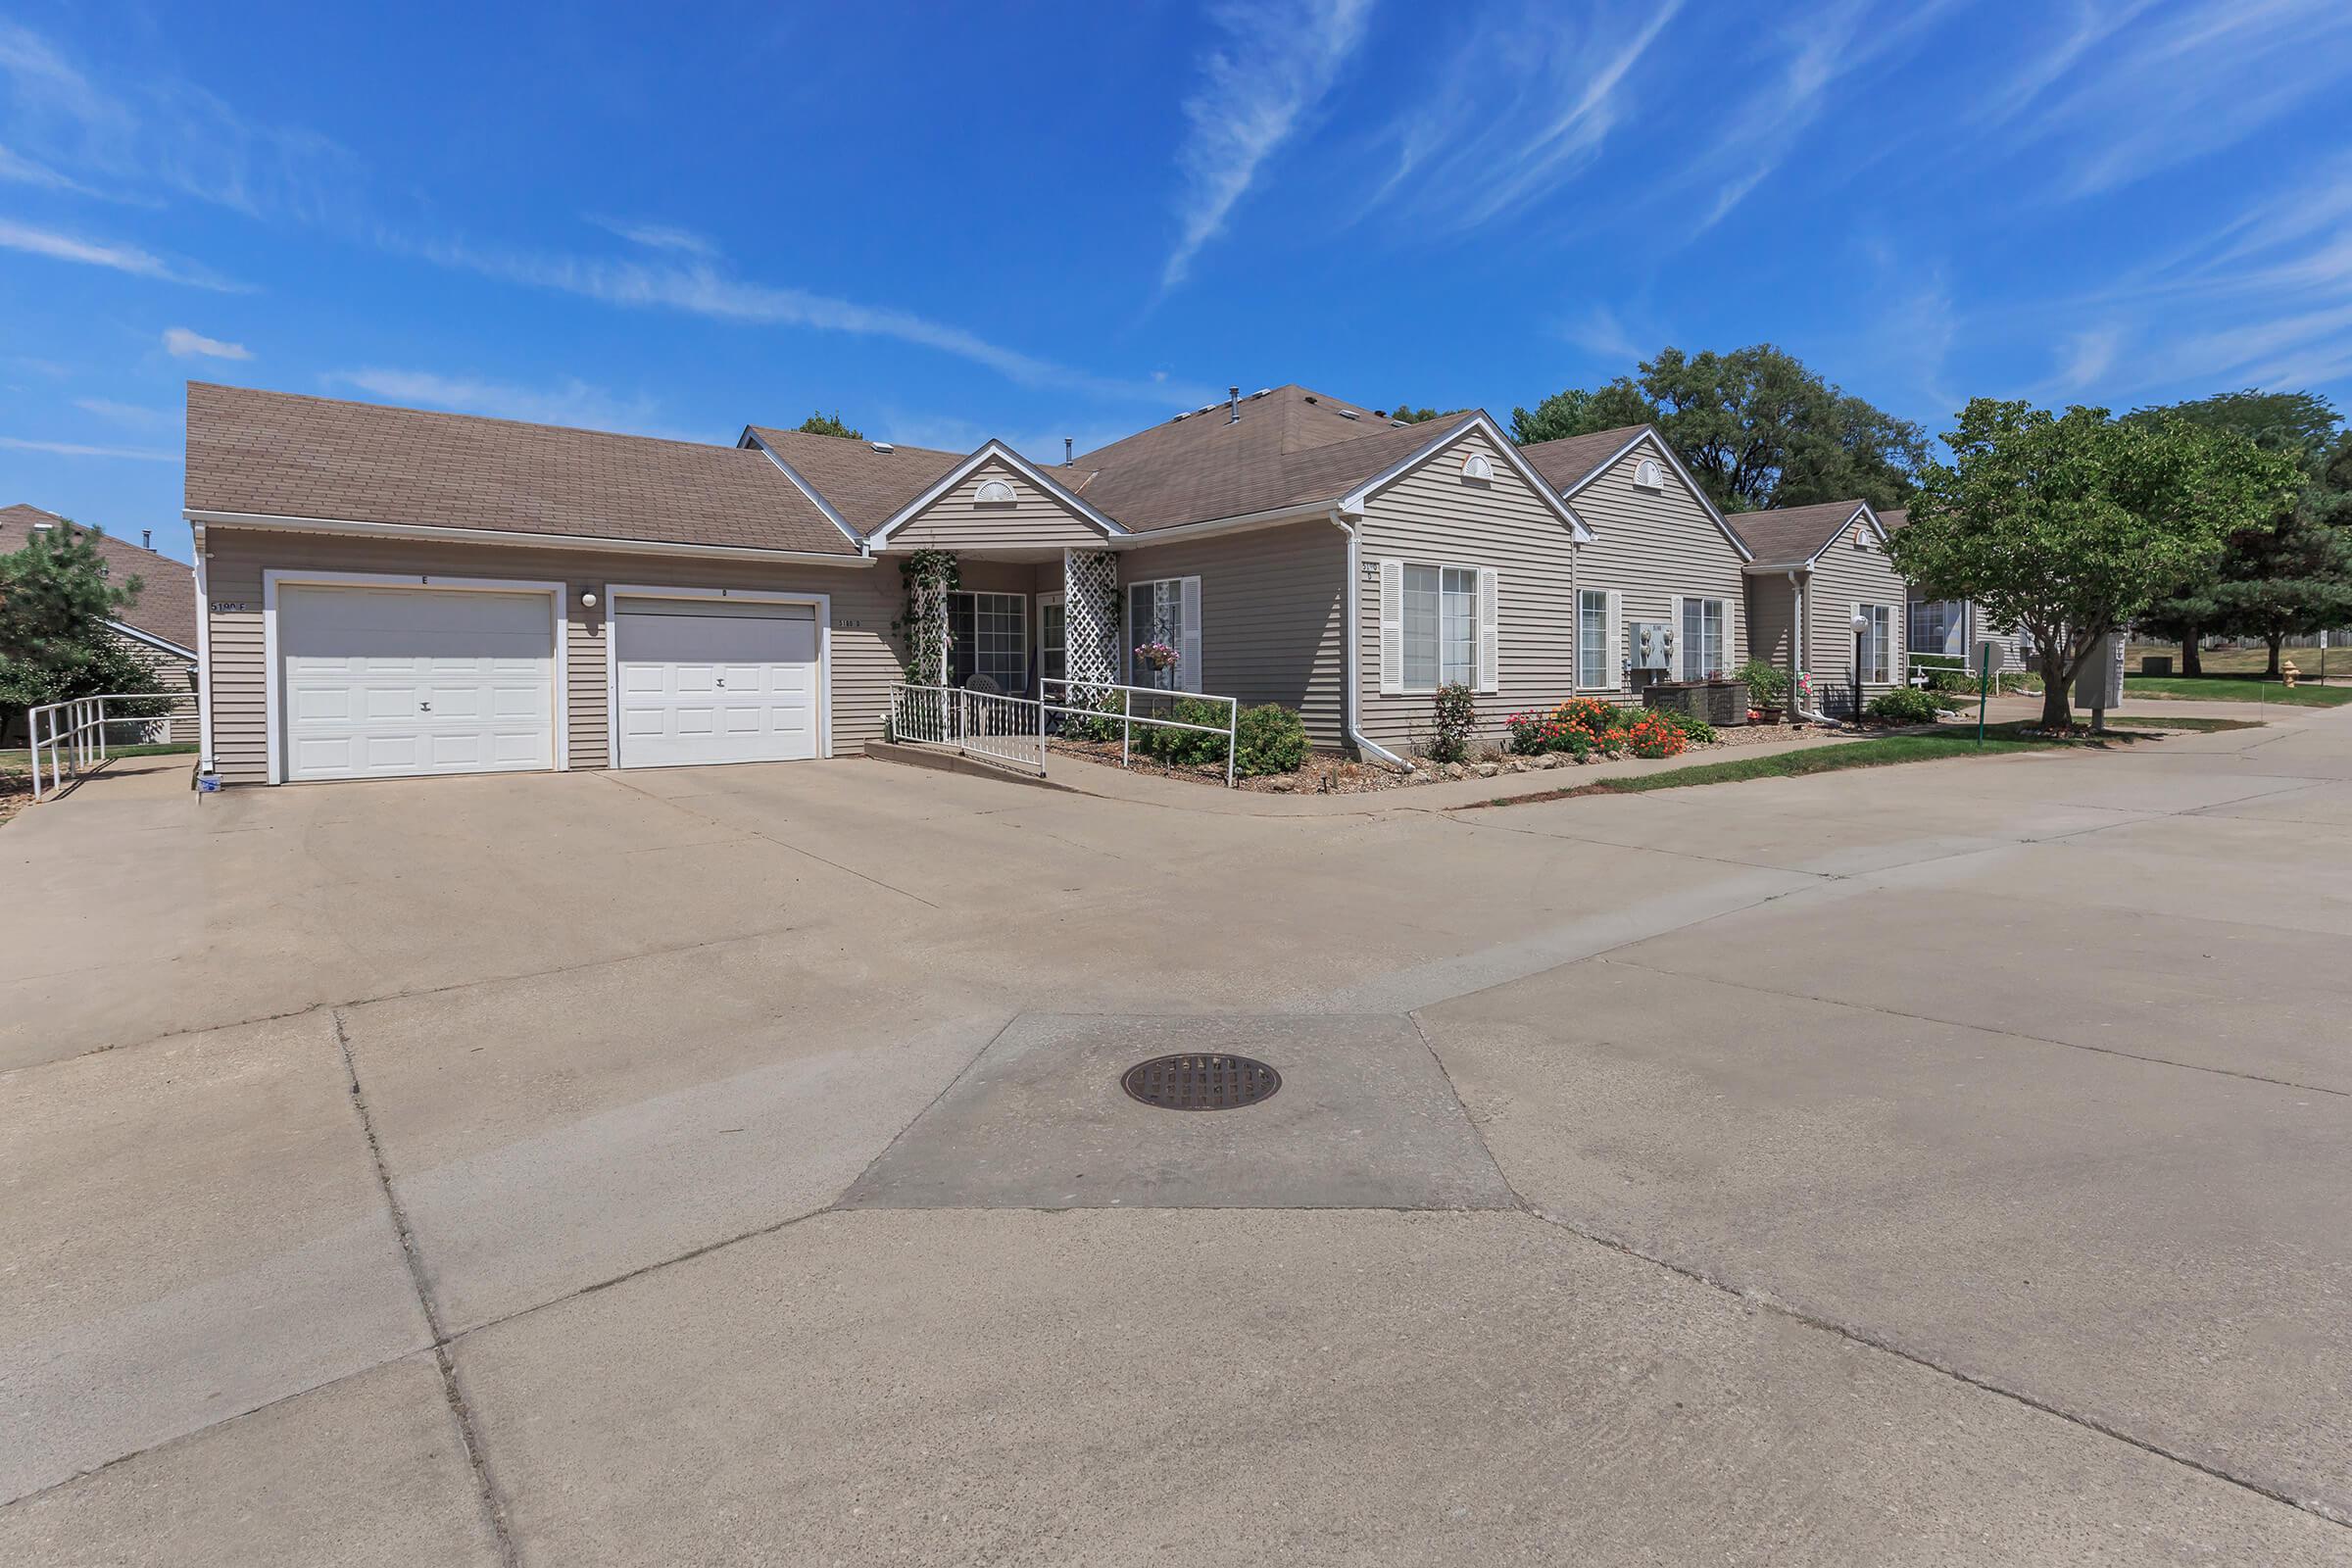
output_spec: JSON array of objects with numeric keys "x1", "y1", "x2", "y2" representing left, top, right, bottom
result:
[
  {"x1": 279, "y1": 585, "x2": 555, "y2": 783},
  {"x1": 613, "y1": 598, "x2": 821, "y2": 768}
]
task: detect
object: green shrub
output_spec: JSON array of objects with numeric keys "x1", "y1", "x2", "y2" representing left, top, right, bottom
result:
[
  {"x1": 1138, "y1": 697, "x2": 1235, "y2": 767},
  {"x1": 1732, "y1": 659, "x2": 1788, "y2": 708},
  {"x1": 1426, "y1": 682, "x2": 1478, "y2": 763},
  {"x1": 1865, "y1": 687, "x2": 1941, "y2": 726},
  {"x1": 1651, "y1": 707, "x2": 1716, "y2": 745},
  {"x1": 1233, "y1": 704, "x2": 1308, "y2": 776}
]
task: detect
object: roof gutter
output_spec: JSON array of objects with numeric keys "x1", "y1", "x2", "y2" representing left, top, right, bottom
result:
[
  {"x1": 1112, "y1": 500, "x2": 1347, "y2": 547},
  {"x1": 1337, "y1": 511, "x2": 1414, "y2": 772},
  {"x1": 182, "y1": 509, "x2": 877, "y2": 567}
]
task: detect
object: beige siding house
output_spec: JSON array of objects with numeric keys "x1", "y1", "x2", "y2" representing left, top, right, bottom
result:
[
  {"x1": 186, "y1": 380, "x2": 1788, "y2": 787},
  {"x1": 1882, "y1": 509, "x2": 2032, "y2": 675},
  {"x1": 1731, "y1": 501, "x2": 1909, "y2": 716},
  {"x1": 1522, "y1": 427, "x2": 1753, "y2": 702}
]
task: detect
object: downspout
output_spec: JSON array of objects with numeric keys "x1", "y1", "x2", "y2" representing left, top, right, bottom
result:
[
  {"x1": 192, "y1": 524, "x2": 216, "y2": 778},
  {"x1": 1337, "y1": 513, "x2": 1413, "y2": 770}
]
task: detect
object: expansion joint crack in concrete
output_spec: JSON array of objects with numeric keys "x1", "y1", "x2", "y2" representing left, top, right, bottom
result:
[
  {"x1": 334, "y1": 1008, "x2": 522, "y2": 1568},
  {"x1": 1508, "y1": 1201, "x2": 2349, "y2": 1530},
  {"x1": 1593, "y1": 956, "x2": 2351, "y2": 1099}
]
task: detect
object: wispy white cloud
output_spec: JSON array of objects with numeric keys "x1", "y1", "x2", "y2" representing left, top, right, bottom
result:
[
  {"x1": 1554, "y1": 305, "x2": 1644, "y2": 363},
  {"x1": 163, "y1": 326, "x2": 250, "y2": 360},
  {"x1": 2000, "y1": 0, "x2": 2352, "y2": 197},
  {"x1": 421, "y1": 234, "x2": 1213, "y2": 405},
  {"x1": 1162, "y1": 0, "x2": 1376, "y2": 288},
  {"x1": 1689, "y1": 0, "x2": 1960, "y2": 234},
  {"x1": 73, "y1": 396, "x2": 171, "y2": 425},
  {"x1": 1974, "y1": 0, "x2": 2162, "y2": 127},
  {"x1": 1369, "y1": 0, "x2": 1678, "y2": 232},
  {"x1": 2053, "y1": 325, "x2": 2123, "y2": 392},
  {"x1": 587, "y1": 216, "x2": 718, "y2": 256},
  {"x1": 0, "y1": 140, "x2": 95, "y2": 193},
  {"x1": 0, "y1": 216, "x2": 238, "y2": 287},
  {"x1": 320, "y1": 368, "x2": 705, "y2": 441},
  {"x1": 0, "y1": 433, "x2": 176, "y2": 462},
  {"x1": 0, "y1": 21, "x2": 356, "y2": 220}
]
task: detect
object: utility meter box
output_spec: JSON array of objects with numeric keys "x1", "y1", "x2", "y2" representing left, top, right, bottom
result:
[{"x1": 1629, "y1": 620, "x2": 1675, "y2": 671}]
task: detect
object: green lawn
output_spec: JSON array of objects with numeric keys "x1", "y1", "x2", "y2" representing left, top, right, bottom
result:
[
  {"x1": 1468, "y1": 719, "x2": 2255, "y2": 808},
  {"x1": 2121, "y1": 673, "x2": 2352, "y2": 708}
]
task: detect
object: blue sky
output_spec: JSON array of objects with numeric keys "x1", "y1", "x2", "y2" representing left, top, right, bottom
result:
[{"x1": 6, "y1": 0, "x2": 2352, "y2": 566}]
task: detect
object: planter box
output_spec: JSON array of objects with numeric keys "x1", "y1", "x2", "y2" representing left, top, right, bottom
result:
[
  {"x1": 2140, "y1": 654, "x2": 2175, "y2": 676},
  {"x1": 1643, "y1": 680, "x2": 1750, "y2": 727}
]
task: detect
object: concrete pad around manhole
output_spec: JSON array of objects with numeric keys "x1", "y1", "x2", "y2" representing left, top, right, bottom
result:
[{"x1": 841, "y1": 1012, "x2": 1515, "y2": 1211}]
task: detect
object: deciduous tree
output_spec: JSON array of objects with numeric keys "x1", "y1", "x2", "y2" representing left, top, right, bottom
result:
[
  {"x1": 1889, "y1": 401, "x2": 2299, "y2": 728},
  {"x1": 0, "y1": 523, "x2": 164, "y2": 741},
  {"x1": 795, "y1": 410, "x2": 863, "y2": 440},
  {"x1": 1510, "y1": 345, "x2": 1927, "y2": 513}
]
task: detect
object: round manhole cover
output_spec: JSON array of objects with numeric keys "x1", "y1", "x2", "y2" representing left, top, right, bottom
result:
[{"x1": 1121, "y1": 1053, "x2": 1282, "y2": 1111}]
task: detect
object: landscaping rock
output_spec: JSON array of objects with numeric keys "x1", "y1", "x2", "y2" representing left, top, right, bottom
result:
[{"x1": 1475, "y1": 762, "x2": 1499, "y2": 779}]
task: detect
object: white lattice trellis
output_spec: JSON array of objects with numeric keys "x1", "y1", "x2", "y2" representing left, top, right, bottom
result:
[{"x1": 1062, "y1": 547, "x2": 1120, "y2": 694}]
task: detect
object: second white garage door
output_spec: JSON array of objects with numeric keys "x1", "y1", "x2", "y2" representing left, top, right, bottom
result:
[{"x1": 612, "y1": 596, "x2": 821, "y2": 768}]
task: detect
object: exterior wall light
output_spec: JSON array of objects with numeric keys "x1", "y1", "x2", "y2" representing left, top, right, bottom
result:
[{"x1": 580, "y1": 590, "x2": 599, "y2": 609}]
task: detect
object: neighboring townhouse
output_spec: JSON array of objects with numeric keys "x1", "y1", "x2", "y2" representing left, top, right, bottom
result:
[
  {"x1": 1880, "y1": 509, "x2": 2032, "y2": 675},
  {"x1": 1522, "y1": 426, "x2": 1752, "y2": 699},
  {"x1": 186, "y1": 380, "x2": 1808, "y2": 788},
  {"x1": 1732, "y1": 501, "x2": 1908, "y2": 716},
  {"x1": 2, "y1": 503, "x2": 199, "y2": 741}
]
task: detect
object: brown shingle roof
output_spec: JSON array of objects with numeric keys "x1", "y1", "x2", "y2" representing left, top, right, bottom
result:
[
  {"x1": 1062, "y1": 386, "x2": 1473, "y2": 532},
  {"x1": 2, "y1": 503, "x2": 198, "y2": 653},
  {"x1": 741, "y1": 427, "x2": 967, "y2": 538},
  {"x1": 186, "y1": 383, "x2": 858, "y2": 557},
  {"x1": 1518, "y1": 424, "x2": 1651, "y2": 492},
  {"x1": 1879, "y1": 508, "x2": 1910, "y2": 530},
  {"x1": 1726, "y1": 500, "x2": 1873, "y2": 565}
]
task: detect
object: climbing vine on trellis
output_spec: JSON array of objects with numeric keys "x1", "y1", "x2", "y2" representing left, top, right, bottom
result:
[{"x1": 893, "y1": 549, "x2": 960, "y2": 685}]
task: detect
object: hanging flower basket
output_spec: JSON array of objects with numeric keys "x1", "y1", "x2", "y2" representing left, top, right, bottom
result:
[{"x1": 1135, "y1": 640, "x2": 1177, "y2": 671}]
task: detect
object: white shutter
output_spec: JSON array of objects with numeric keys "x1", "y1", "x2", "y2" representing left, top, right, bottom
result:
[
  {"x1": 1378, "y1": 560, "x2": 1402, "y2": 696},
  {"x1": 1670, "y1": 595, "x2": 1685, "y2": 681},
  {"x1": 1179, "y1": 576, "x2": 1202, "y2": 692},
  {"x1": 1606, "y1": 590, "x2": 1623, "y2": 692},
  {"x1": 1476, "y1": 567, "x2": 1499, "y2": 693}
]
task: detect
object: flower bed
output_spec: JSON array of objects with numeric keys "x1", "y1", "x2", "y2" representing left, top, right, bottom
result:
[{"x1": 1504, "y1": 697, "x2": 1690, "y2": 761}]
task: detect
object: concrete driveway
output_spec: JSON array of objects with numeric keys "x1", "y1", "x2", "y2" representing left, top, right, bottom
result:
[{"x1": 3, "y1": 716, "x2": 2349, "y2": 1565}]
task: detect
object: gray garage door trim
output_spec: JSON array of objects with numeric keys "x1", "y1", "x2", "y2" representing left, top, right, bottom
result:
[
  {"x1": 261, "y1": 568, "x2": 568, "y2": 786},
  {"x1": 601, "y1": 583, "x2": 833, "y2": 768}
]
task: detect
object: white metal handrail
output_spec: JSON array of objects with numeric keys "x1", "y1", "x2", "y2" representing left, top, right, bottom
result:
[
  {"x1": 1039, "y1": 676, "x2": 1240, "y2": 788},
  {"x1": 24, "y1": 690, "x2": 197, "y2": 802},
  {"x1": 888, "y1": 683, "x2": 1048, "y2": 777},
  {"x1": 888, "y1": 679, "x2": 1245, "y2": 787}
]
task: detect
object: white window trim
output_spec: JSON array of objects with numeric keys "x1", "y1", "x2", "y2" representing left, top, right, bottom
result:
[
  {"x1": 1460, "y1": 452, "x2": 1494, "y2": 483},
  {"x1": 1634, "y1": 457, "x2": 1665, "y2": 491},
  {"x1": 1576, "y1": 588, "x2": 1614, "y2": 692},
  {"x1": 949, "y1": 588, "x2": 1031, "y2": 691},
  {"x1": 602, "y1": 583, "x2": 833, "y2": 768},
  {"x1": 261, "y1": 568, "x2": 569, "y2": 788},
  {"x1": 1123, "y1": 575, "x2": 1202, "y2": 690},
  {"x1": 1676, "y1": 593, "x2": 1729, "y2": 682},
  {"x1": 973, "y1": 477, "x2": 1018, "y2": 505},
  {"x1": 1395, "y1": 560, "x2": 1484, "y2": 695},
  {"x1": 1855, "y1": 601, "x2": 1895, "y2": 684}
]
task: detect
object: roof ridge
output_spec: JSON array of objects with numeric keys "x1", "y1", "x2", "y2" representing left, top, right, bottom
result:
[{"x1": 191, "y1": 381, "x2": 748, "y2": 456}]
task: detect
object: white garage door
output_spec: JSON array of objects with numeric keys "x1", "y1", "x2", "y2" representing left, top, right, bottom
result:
[
  {"x1": 613, "y1": 597, "x2": 820, "y2": 768},
  {"x1": 278, "y1": 585, "x2": 556, "y2": 782}
]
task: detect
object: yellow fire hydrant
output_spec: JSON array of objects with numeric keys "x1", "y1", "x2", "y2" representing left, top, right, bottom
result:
[{"x1": 2282, "y1": 658, "x2": 2300, "y2": 689}]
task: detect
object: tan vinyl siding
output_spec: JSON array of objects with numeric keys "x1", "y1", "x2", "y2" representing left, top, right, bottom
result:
[
  {"x1": 1744, "y1": 575, "x2": 1798, "y2": 683},
  {"x1": 199, "y1": 527, "x2": 898, "y2": 785},
  {"x1": 885, "y1": 459, "x2": 1108, "y2": 552},
  {"x1": 1353, "y1": 429, "x2": 1578, "y2": 756},
  {"x1": 1118, "y1": 520, "x2": 1347, "y2": 746},
  {"x1": 1803, "y1": 518, "x2": 1909, "y2": 712},
  {"x1": 1567, "y1": 434, "x2": 1748, "y2": 693}
]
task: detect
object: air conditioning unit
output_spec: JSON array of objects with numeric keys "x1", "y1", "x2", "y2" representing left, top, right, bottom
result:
[{"x1": 1629, "y1": 620, "x2": 1675, "y2": 671}]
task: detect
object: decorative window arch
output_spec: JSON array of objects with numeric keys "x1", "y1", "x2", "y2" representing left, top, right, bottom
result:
[
  {"x1": 1460, "y1": 452, "x2": 1494, "y2": 483},
  {"x1": 1634, "y1": 457, "x2": 1665, "y2": 491},
  {"x1": 973, "y1": 477, "x2": 1018, "y2": 505}
]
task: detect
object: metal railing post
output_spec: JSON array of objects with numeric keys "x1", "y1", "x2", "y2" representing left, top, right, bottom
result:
[
  {"x1": 1121, "y1": 689, "x2": 1132, "y2": 768},
  {"x1": 1225, "y1": 696, "x2": 1238, "y2": 788}
]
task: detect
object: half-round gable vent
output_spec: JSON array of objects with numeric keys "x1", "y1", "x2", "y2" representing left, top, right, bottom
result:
[
  {"x1": 1460, "y1": 452, "x2": 1494, "y2": 483},
  {"x1": 974, "y1": 477, "x2": 1018, "y2": 505},
  {"x1": 1634, "y1": 457, "x2": 1665, "y2": 490}
]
